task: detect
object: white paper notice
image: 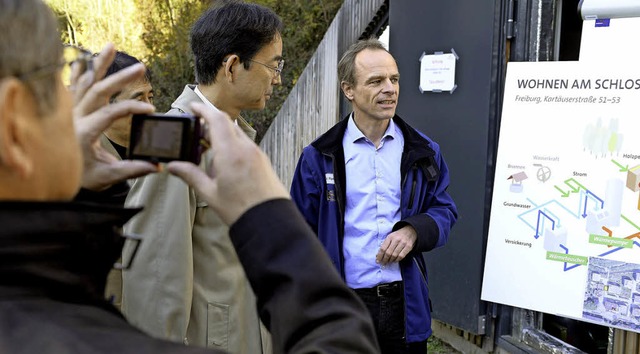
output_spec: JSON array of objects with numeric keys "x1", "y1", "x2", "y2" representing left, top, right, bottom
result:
[{"x1": 419, "y1": 52, "x2": 457, "y2": 93}]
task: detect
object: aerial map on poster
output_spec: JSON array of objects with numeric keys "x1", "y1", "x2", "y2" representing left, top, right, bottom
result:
[{"x1": 481, "y1": 61, "x2": 640, "y2": 333}]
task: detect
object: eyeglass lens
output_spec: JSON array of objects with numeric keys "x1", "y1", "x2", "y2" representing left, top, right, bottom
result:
[{"x1": 61, "y1": 46, "x2": 93, "y2": 87}]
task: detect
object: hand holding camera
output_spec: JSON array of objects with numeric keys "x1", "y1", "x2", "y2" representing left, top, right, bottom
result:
[
  {"x1": 166, "y1": 103, "x2": 290, "y2": 226},
  {"x1": 127, "y1": 113, "x2": 209, "y2": 165},
  {"x1": 72, "y1": 43, "x2": 158, "y2": 191}
]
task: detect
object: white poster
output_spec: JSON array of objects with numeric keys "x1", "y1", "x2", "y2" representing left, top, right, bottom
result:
[{"x1": 481, "y1": 61, "x2": 640, "y2": 333}]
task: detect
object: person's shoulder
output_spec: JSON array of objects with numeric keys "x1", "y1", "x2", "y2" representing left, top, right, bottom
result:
[
  {"x1": 394, "y1": 115, "x2": 432, "y2": 141},
  {"x1": 301, "y1": 142, "x2": 322, "y2": 158},
  {"x1": 308, "y1": 117, "x2": 349, "y2": 153},
  {"x1": 394, "y1": 115, "x2": 444, "y2": 155},
  {"x1": 168, "y1": 85, "x2": 199, "y2": 115}
]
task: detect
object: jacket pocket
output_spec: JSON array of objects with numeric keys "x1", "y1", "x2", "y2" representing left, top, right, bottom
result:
[{"x1": 207, "y1": 302, "x2": 230, "y2": 350}]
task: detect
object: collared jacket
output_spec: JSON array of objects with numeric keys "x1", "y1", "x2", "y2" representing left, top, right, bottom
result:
[
  {"x1": 290, "y1": 114, "x2": 458, "y2": 342},
  {"x1": 0, "y1": 193, "x2": 379, "y2": 353},
  {"x1": 0, "y1": 196, "x2": 211, "y2": 354},
  {"x1": 101, "y1": 135, "x2": 127, "y2": 310},
  {"x1": 121, "y1": 85, "x2": 270, "y2": 353}
]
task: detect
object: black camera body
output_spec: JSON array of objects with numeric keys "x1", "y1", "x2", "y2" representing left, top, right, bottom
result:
[{"x1": 127, "y1": 113, "x2": 206, "y2": 164}]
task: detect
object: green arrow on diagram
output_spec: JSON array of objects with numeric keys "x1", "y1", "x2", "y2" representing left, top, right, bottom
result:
[
  {"x1": 611, "y1": 159, "x2": 629, "y2": 172},
  {"x1": 564, "y1": 178, "x2": 586, "y2": 193},
  {"x1": 554, "y1": 185, "x2": 571, "y2": 198},
  {"x1": 621, "y1": 215, "x2": 640, "y2": 232}
]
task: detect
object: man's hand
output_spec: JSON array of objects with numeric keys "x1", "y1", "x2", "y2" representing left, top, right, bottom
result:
[
  {"x1": 376, "y1": 225, "x2": 417, "y2": 265},
  {"x1": 72, "y1": 43, "x2": 158, "y2": 191},
  {"x1": 167, "y1": 102, "x2": 290, "y2": 226}
]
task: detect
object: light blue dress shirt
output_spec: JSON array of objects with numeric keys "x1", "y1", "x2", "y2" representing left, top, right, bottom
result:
[{"x1": 342, "y1": 115, "x2": 404, "y2": 289}]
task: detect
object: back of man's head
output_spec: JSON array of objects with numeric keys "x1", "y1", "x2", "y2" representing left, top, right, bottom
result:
[
  {"x1": 0, "y1": 0, "x2": 62, "y2": 114},
  {"x1": 190, "y1": 0, "x2": 283, "y2": 85},
  {"x1": 0, "y1": 0, "x2": 84, "y2": 201}
]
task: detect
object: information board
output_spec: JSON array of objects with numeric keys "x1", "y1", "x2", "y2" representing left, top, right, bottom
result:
[{"x1": 481, "y1": 61, "x2": 640, "y2": 333}]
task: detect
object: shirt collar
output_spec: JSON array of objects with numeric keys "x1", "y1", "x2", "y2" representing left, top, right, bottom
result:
[
  {"x1": 345, "y1": 113, "x2": 366, "y2": 143},
  {"x1": 345, "y1": 113, "x2": 398, "y2": 144},
  {"x1": 194, "y1": 86, "x2": 237, "y2": 125},
  {"x1": 194, "y1": 86, "x2": 221, "y2": 114}
]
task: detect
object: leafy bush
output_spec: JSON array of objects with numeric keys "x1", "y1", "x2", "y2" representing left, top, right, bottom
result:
[{"x1": 47, "y1": 0, "x2": 343, "y2": 141}]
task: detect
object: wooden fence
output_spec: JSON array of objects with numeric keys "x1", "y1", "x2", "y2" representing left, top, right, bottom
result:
[{"x1": 260, "y1": 0, "x2": 386, "y2": 189}]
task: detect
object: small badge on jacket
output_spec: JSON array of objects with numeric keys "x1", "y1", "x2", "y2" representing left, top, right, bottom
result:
[
  {"x1": 325, "y1": 173, "x2": 334, "y2": 184},
  {"x1": 326, "y1": 190, "x2": 336, "y2": 201}
]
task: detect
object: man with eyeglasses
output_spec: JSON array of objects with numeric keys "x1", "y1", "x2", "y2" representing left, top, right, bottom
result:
[
  {"x1": 121, "y1": 2, "x2": 283, "y2": 352},
  {"x1": 0, "y1": 0, "x2": 380, "y2": 353}
]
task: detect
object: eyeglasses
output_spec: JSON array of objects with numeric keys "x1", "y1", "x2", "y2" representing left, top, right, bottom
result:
[
  {"x1": 61, "y1": 45, "x2": 94, "y2": 87},
  {"x1": 246, "y1": 58, "x2": 284, "y2": 77},
  {"x1": 18, "y1": 44, "x2": 93, "y2": 87}
]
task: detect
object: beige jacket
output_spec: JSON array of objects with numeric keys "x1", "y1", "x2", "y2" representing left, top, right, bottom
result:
[
  {"x1": 120, "y1": 85, "x2": 271, "y2": 353},
  {"x1": 101, "y1": 135, "x2": 124, "y2": 310}
]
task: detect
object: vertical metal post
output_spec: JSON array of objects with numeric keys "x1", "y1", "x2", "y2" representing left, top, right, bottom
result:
[
  {"x1": 511, "y1": 0, "x2": 560, "y2": 61},
  {"x1": 607, "y1": 327, "x2": 614, "y2": 354}
]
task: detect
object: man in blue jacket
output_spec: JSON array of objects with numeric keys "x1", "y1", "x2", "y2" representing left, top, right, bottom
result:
[{"x1": 291, "y1": 38, "x2": 458, "y2": 354}]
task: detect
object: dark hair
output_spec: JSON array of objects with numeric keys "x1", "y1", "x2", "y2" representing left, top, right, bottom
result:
[
  {"x1": 338, "y1": 38, "x2": 389, "y2": 86},
  {"x1": 105, "y1": 51, "x2": 151, "y2": 102},
  {"x1": 0, "y1": 0, "x2": 62, "y2": 114},
  {"x1": 190, "y1": 0, "x2": 283, "y2": 85},
  {"x1": 105, "y1": 51, "x2": 151, "y2": 81}
]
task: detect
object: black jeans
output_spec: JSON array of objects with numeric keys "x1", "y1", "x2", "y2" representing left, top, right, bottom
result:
[{"x1": 354, "y1": 282, "x2": 428, "y2": 354}]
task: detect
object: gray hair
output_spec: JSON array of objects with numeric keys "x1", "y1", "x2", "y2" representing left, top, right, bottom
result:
[
  {"x1": 0, "y1": 0, "x2": 63, "y2": 113},
  {"x1": 338, "y1": 38, "x2": 388, "y2": 86}
]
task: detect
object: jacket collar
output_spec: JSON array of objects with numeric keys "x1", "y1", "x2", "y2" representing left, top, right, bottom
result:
[
  {"x1": 0, "y1": 202, "x2": 139, "y2": 305},
  {"x1": 312, "y1": 114, "x2": 435, "y2": 158},
  {"x1": 172, "y1": 85, "x2": 257, "y2": 142},
  {"x1": 100, "y1": 134, "x2": 122, "y2": 160},
  {"x1": 311, "y1": 113, "x2": 439, "y2": 181}
]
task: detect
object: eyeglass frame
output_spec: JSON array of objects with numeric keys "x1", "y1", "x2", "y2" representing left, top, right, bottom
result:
[
  {"x1": 246, "y1": 58, "x2": 284, "y2": 77},
  {"x1": 17, "y1": 44, "x2": 94, "y2": 83},
  {"x1": 222, "y1": 57, "x2": 284, "y2": 78},
  {"x1": 222, "y1": 58, "x2": 284, "y2": 78}
]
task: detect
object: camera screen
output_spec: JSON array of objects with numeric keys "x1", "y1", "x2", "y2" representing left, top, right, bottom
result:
[{"x1": 132, "y1": 120, "x2": 184, "y2": 159}]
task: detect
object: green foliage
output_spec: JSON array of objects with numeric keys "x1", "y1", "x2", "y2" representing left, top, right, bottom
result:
[
  {"x1": 427, "y1": 336, "x2": 461, "y2": 354},
  {"x1": 244, "y1": 0, "x2": 343, "y2": 141},
  {"x1": 46, "y1": 0, "x2": 344, "y2": 140},
  {"x1": 46, "y1": 0, "x2": 147, "y2": 58},
  {"x1": 46, "y1": 0, "x2": 209, "y2": 112},
  {"x1": 133, "y1": 0, "x2": 210, "y2": 111}
]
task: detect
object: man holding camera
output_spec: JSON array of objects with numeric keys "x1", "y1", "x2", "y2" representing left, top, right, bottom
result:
[
  {"x1": 0, "y1": 0, "x2": 379, "y2": 353},
  {"x1": 121, "y1": 2, "x2": 283, "y2": 352}
]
